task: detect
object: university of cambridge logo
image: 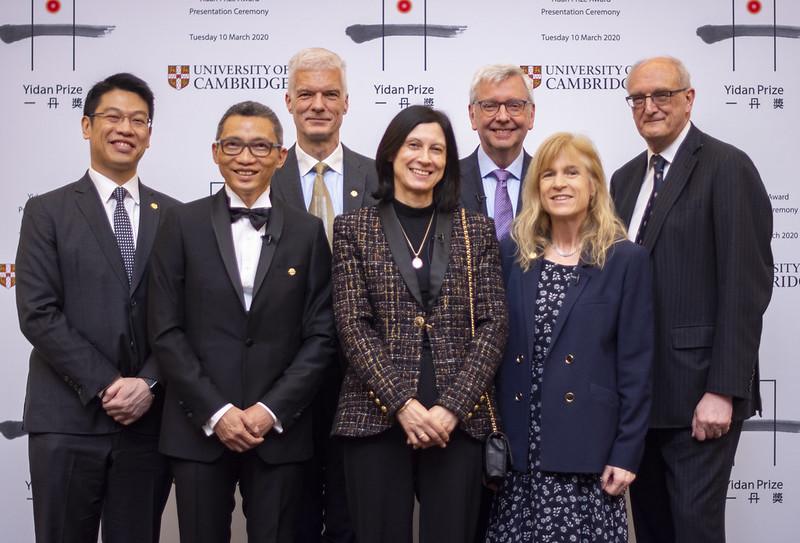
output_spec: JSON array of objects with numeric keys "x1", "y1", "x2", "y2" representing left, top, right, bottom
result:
[
  {"x1": 521, "y1": 65, "x2": 542, "y2": 89},
  {"x1": 0, "y1": 264, "x2": 15, "y2": 289},
  {"x1": 168, "y1": 65, "x2": 190, "y2": 90}
]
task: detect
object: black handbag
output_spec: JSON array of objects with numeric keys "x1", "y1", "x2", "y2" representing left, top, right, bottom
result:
[{"x1": 461, "y1": 209, "x2": 512, "y2": 489}]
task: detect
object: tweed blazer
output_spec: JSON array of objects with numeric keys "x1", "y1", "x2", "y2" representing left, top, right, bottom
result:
[{"x1": 331, "y1": 202, "x2": 508, "y2": 440}]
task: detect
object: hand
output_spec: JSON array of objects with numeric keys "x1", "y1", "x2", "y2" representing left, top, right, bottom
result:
[
  {"x1": 428, "y1": 405, "x2": 459, "y2": 436},
  {"x1": 691, "y1": 392, "x2": 733, "y2": 441},
  {"x1": 101, "y1": 377, "x2": 153, "y2": 425},
  {"x1": 396, "y1": 399, "x2": 450, "y2": 449},
  {"x1": 214, "y1": 407, "x2": 264, "y2": 452},
  {"x1": 243, "y1": 404, "x2": 275, "y2": 438},
  {"x1": 601, "y1": 465, "x2": 636, "y2": 496}
]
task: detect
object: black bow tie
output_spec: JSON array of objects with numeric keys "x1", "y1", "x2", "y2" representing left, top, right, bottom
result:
[{"x1": 230, "y1": 207, "x2": 270, "y2": 230}]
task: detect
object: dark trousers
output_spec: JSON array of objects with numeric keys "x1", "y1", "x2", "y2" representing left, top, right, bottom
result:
[
  {"x1": 28, "y1": 430, "x2": 171, "y2": 543},
  {"x1": 171, "y1": 449, "x2": 303, "y2": 543},
  {"x1": 630, "y1": 422, "x2": 743, "y2": 543},
  {"x1": 341, "y1": 425, "x2": 483, "y2": 543}
]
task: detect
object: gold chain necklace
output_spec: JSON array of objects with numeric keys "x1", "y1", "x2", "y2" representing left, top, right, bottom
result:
[{"x1": 398, "y1": 211, "x2": 436, "y2": 269}]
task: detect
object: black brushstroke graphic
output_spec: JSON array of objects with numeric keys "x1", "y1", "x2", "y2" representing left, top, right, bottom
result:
[
  {"x1": 0, "y1": 420, "x2": 25, "y2": 440},
  {"x1": 0, "y1": 24, "x2": 115, "y2": 45},
  {"x1": 697, "y1": 24, "x2": 800, "y2": 44},
  {"x1": 742, "y1": 419, "x2": 800, "y2": 433},
  {"x1": 345, "y1": 23, "x2": 466, "y2": 44}
]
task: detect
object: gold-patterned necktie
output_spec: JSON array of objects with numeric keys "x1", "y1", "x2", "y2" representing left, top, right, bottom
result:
[{"x1": 309, "y1": 161, "x2": 335, "y2": 248}]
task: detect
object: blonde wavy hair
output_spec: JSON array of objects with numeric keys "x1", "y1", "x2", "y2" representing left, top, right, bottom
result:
[{"x1": 510, "y1": 132, "x2": 627, "y2": 271}]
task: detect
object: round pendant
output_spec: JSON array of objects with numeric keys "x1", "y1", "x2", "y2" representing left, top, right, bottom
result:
[{"x1": 412, "y1": 257, "x2": 423, "y2": 269}]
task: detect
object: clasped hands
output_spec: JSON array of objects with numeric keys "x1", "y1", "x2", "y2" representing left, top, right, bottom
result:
[
  {"x1": 102, "y1": 376, "x2": 153, "y2": 425},
  {"x1": 397, "y1": 399, "x2": 458, "y2": 450},
  {"x1": 214, "y1": 405, "x2": 275, "y2": 453}
]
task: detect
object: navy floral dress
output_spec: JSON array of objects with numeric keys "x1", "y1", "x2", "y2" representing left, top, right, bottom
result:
[{"x1": 486, "y1": 260, "x2": 628, "y2": 543}]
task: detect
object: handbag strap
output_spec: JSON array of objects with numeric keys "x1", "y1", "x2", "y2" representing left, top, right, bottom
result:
[{"x1": 461, "y1": 209, "x2": 500, "y2": 435}]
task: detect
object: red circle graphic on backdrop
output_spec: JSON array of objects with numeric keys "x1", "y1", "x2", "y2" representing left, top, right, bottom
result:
[
  {"x1": 747, "y1": 1, "x2": 762, "y2": 14},
  {"x1": 46, "y1": 0, "x2": 61, "y2": 13},
  {"x1": 397, "y1": 1, "x2": 412, "y2": 13}
]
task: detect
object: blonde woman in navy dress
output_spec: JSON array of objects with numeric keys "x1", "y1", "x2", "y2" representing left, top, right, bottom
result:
[{"x1": 487, "y1": 133, "x2": 654, "y2": 542}]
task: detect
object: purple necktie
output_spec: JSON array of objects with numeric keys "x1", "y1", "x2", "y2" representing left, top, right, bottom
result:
[{"x1": 492, "y1": 169, "x2": 513, "y2": 240}]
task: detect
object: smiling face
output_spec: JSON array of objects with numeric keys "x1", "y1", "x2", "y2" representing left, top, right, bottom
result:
[
  {"x1": 81, "y1": 89, "x2": 151, "y2": 184},
  {"x1": 469, "y1": 75, "x2": 534, "y2": 168},
  {"x1": 392, "y1": 122, "x2": 447, "y2": 208},
  {"x1": 213, "y1": 115, "x2": 287, "y2": 208},
  {"x1": 539, "y1": 148, "x2": 596, "y2": 228},
  {"x1": 286, "y1": 69, "x2": 348, "y2": 149},
  {"x1": 626, "y1": 58, "x2": 694, "y2": 153}
]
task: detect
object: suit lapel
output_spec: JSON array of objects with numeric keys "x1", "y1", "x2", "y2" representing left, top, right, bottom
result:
[
  {"x1": 641, "y1": 126, "x2": 701, "y2": 250},
  {"x1": 521, "y1": 258, "x2": 543, "y2": 361},
  {"x1": 72, "y1": 175, "x2": 129, "y2": 289},
  {"x1": 210, "y1": 189, "x2": 246, "y2": 309},
  {"x1": 378, "y1": 201, "x2": 424, "y2": 307},
  {"x1": 272, "y1": 146, "x2": 306, "y2": 209},
  {"x1": 252, "y1": 198, "x2": 283, "y2": 299},
  {"x1": 548, "y1": 262, "x2": 593, "y2": 350},
  {"x1": 427, "y1": 210, "x2": 453, "y2": 303},
  {"x1": 461, "y1": 149, "x2": 488, "y2": 214},
  {"x1": 516, "y1": 151, "x2": 532, "y2": 215},
  {"x1": 342, "y1": 146, "x2": 369, "y2": 212},
  {"x1": 131, "y1": 182, "x2": 161, "y2": 292}
]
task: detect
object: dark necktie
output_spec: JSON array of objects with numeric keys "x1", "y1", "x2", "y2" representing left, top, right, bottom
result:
[
  {"x1": 635, "y1": 154, "x2": 667, "y2": 244},
  {"x1": 492, "y1": 169, "x2": 513, "y2": 240},
  {"x1": 230, "y1": 207, "x2": 270, "y2": 230},
  {"x1": 111, "y1": 187, "x2": 135, "y2": 283}
]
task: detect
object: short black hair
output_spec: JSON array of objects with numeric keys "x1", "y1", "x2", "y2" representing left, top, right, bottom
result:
[
  {"x1": 215, "y1": 101, "x2": 284, "y2": 144},
  {"x1": 373, "y1": 105, "x2": 460, "y2": 213},
  {"x1": 83, "y1": 73, "x2": 155, "y2": 120}
]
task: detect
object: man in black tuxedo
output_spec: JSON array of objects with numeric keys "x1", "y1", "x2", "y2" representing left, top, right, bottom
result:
[
  {"x1": 15, "y1": 73, "x2": 176, "y2": 542},
  {"x1": 459, "y1": 63, "x2": 534, "y2": 239},
  {"x1": 271, "y1": 47, "x2": 378, "y2": 543},
  {"x1": 610, "y1": 56, "x2": 773, "y2": 543},
  {"x1": 149, "y1": 101, "x2": 336, "y2": 543}
]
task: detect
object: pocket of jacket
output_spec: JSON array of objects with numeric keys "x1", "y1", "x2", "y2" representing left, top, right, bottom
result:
[{"x1": 671, "y1": 325, "x2": 715, "y2": 349}]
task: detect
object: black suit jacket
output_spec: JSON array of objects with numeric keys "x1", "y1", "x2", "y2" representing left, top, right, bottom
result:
[
  {"x1": 458, "y1": 147, "x2": 531, "y2": 215},
  {"x1": 610, "y1": 124, "x2": 773, "y2": 427},
  {"x1": 271, "y1": 144, "x2": 379, "y2": 213},
  {"x1": 149, "y1": 190, "x2": 336, "y2": 464},
  {"x1": 16, "y1": 173, "x2": 179, "y2": 435}
]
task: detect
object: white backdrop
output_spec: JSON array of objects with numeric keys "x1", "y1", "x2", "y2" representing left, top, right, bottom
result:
[{"x1": 1, "y1": 0, "x2": 798, "y2": 541}]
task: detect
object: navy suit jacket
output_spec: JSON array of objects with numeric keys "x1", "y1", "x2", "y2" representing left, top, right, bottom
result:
[
  {"x1": 458, "y1": 147, "x2": 531, "y2": 215},
  {"x1": 271, "y1": 144, "x2": 379, "y2": 213},
  {"x1": 16, "y1": 173, "x2": 179, "y2": 435},
  {"x1": 496, "y1": 239, "x2": 653, "y2": 474},
  {"x1": 610, "y1": 124, "x2": 773, "y2": 427},
  {"x1": 148, "y1": 190, "x2": 336, "y2": 464}
]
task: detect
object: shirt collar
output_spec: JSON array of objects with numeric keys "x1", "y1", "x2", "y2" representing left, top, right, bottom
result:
[
  {"x1": 225, "y1": 184, "x2": 272, "y2": 209},
  {"x1": 476, "y1": 146, "x2": 525, "y2": 181},
  {"x1": 295, "y1": 142, "x2": 344, "y2": 176},
  {"x1": 648, "y1": 121, "x2": 692, "y2": 166},
  {"x1": 88, "y1": 167, "x2": 140, "y2": 204}
]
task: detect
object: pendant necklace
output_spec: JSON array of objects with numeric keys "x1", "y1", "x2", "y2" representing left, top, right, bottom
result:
[{"x1": 399, "y1": 211, "x2": 436, "y2": 269}]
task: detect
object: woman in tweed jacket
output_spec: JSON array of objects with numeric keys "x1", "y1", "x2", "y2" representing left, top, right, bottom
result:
[{"x1": 331, "y1": 106, "x2": 508, "y2": 543}]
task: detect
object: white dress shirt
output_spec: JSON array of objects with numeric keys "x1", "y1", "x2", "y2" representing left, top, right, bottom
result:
[{"x1": 88, "y1": 168, "x2": 140, "y2": 248}]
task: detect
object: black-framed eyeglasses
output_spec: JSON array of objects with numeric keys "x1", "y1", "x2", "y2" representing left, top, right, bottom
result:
[
  {"x1": 87, "y1": 111, "x2": 152, "y2": 129},
  {"x1": 472, "y1": 99, "x2": 531, "y2": 116},
  {"x1": 215, "y1": 138, "x2": 282, "y2": 157},
  {"x1": 625, "y1": 88, "x2": 687, "y2": 109}
]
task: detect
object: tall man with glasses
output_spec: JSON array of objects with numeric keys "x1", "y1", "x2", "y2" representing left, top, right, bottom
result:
[
  {"x1": 610, "y1": 56, "x2": 773, "y2": 543},
  {"x1": 272, "y1": 47, "x2": 378, "y2": 543},
  {"x1": 16, "y1": 73, "x2": 177, "y2": 542},
  {"x1": 460, "y1": 63, "x2": 535, "y2": 240},
  {"x1": 149, "y1": 101, "x2": 336, "y2": 543}
]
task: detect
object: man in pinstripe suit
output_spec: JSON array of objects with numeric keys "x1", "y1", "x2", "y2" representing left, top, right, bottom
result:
[{"x1": 610, "y1": 56, "x2": 773, "y2": 543}]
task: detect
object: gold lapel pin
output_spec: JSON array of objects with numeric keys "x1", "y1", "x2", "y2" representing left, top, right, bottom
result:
[
  {"x1": 150, "y1": 203, "x2": 158, "y2": 209},
  {"x1": 350, "y1": 190, "x2": 358, "y2": 198},
  {"x1": 288, "y1": 268, "x2": 296, "y2": 276}
]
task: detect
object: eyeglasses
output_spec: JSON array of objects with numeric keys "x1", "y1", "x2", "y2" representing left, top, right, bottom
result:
[
  {"x1": 215, "y1": 138, "x2": 282, "y2": 157},
  {"x1": 472, "y1": 99, "x2": 531, "y2": 116},
  {"x1": 88, "y1": 111, "x2": 152, "y2": 129},
  {"x1": 625, "y1": 88, "x2": 687, "y2": 109}
]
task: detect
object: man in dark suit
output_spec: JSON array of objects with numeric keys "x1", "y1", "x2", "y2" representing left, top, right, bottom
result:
[
  {"x1": 271, "y1": 47, "x2": 378, "y2": 543},
  {"x1": 610, "y1": 56, "x2": 773, "y2": 543},
  {"x1": 15, "y1": 73, "x2": 176, "y2": 542},
  {"x1": 149, "y1": 101, "x2": 336, "y2": 543},
  {"x1": 460, "y1": 63, "x2": 534, "y2": 239}
]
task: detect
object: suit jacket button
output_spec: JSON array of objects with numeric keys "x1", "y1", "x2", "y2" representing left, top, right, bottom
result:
[
  {"x1": 368, "y1": 391, "x2": 375, "y2": 398},
  {"x1": 565, "y1": 392, "x2": 575, "y2": 403},
  {"x1": 414, "y1": 316, "x2": 425, "y2": 327},
  {"x1": 466, "y1": 411, "x2": 473, "y2": 419},
  {"x1": 380, "y1": 406, "x2": 387, "y2": 413},
  {"x1": 245, "y1": 338, "x2": 254, "y2": 347},
  {"x1": 514, "y1": 393, "x2": 523, "y2": 402},
  {"x1": 130, "y1": 299, "x2": 137, "y2": 307},
  {"x1": 565, "y1": 354, "x2": 574, "y2": 365},
  {"x1": 374, "y1": 398, "x2": 381, "y2": 406},
  {"x1": 64, "y1": 375, "x2": 70, "y2": 382}
]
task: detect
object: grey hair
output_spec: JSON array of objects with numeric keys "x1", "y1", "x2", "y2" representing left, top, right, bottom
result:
[
  {"x1": 628, "y1": 56, "x2": 692, "y2": 89},
  {"x1": 468, "y1": 63, "x2": 534, "y2": 104},
  {"x1": 287, "y1": 47, "x2": 347, "y2": 94},
  {"x1": 215, "y1": 101, "x2": 283, "y2": 145}
]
